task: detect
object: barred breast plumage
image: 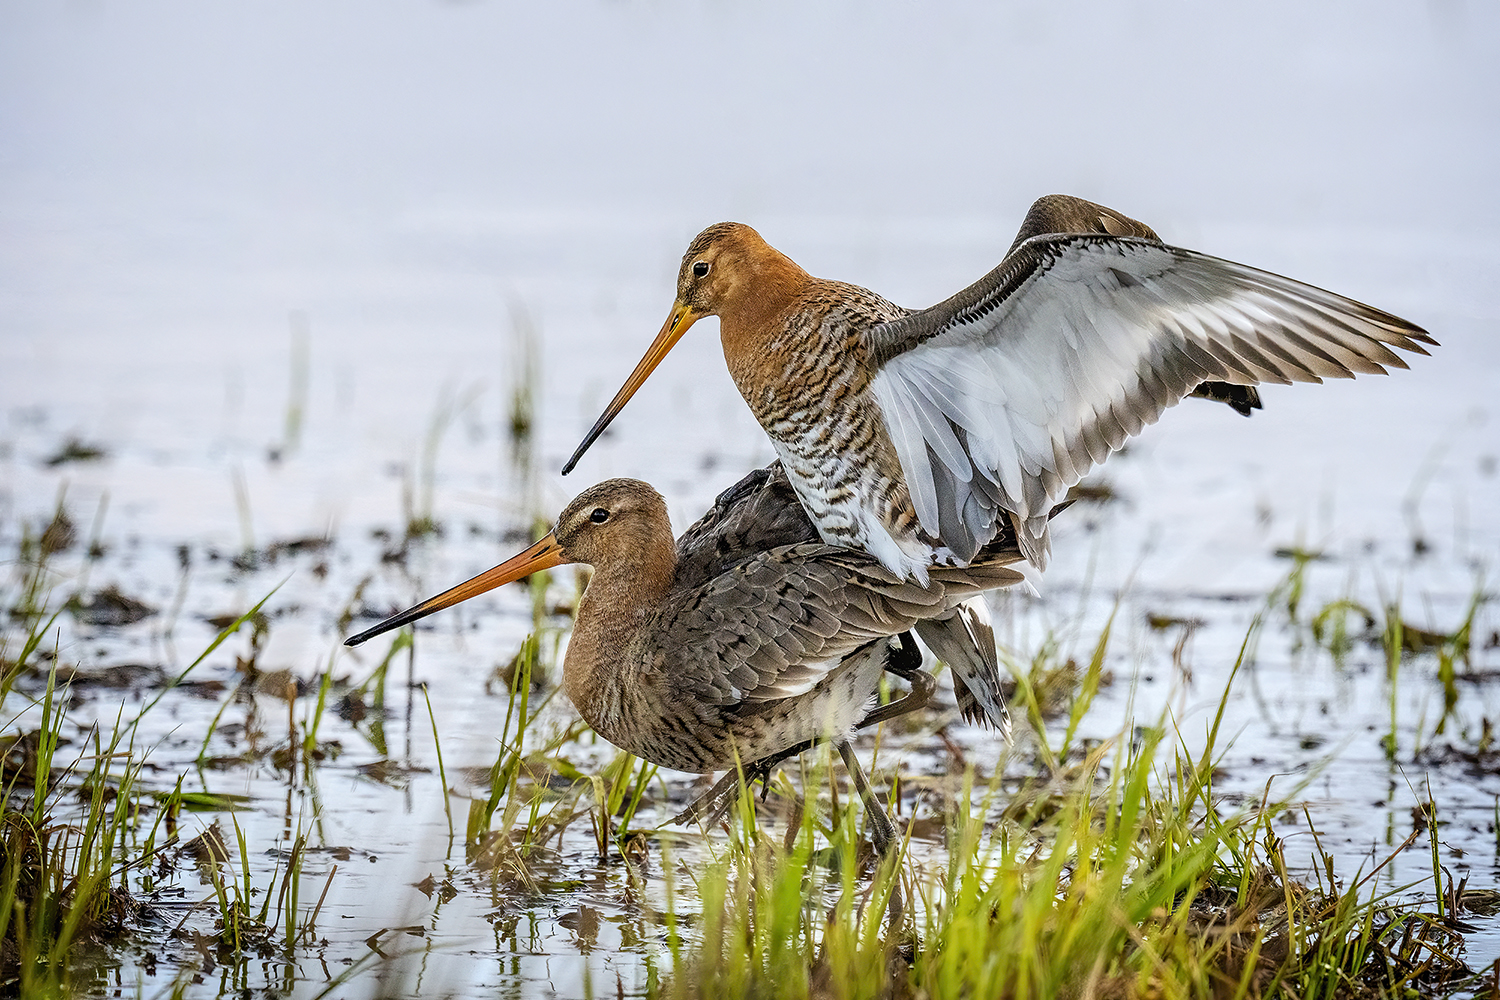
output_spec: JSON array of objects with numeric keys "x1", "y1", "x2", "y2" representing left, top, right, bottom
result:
[{"x1": 562, "y1": 195, "x2": 1436, "y2": 581}]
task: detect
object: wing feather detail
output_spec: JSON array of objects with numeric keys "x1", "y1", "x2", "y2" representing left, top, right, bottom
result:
[
  {"x1": 662, "y1": 542, "x2": 1025, "y2": 706},
  {"x1": 866, "y1": 234, "x2": 1434, "y2": 566}
]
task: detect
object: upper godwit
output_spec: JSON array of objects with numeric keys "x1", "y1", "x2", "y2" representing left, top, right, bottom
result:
[
  {"x1": 561, "y1": 195, "x2": 1436, "y2": 581},
  {"x1": 345, "y1": 467, "x2": 1032, "y2": 853}
]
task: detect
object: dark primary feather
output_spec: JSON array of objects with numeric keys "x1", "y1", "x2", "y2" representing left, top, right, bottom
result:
[{"x1": 1188, "y1": 380, "x2": 1262, "y2": 416}]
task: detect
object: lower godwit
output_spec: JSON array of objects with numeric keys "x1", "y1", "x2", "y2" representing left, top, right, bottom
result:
[
  {"x1": 560, "y1": 195, "x2": 1436, "y2": 581},
  {"x1": 345, "y1": 467, "x2": 1033, "y2": 853},
  {"x1": 674, "y1": 462, "x2": 1011, "y2": 736}
]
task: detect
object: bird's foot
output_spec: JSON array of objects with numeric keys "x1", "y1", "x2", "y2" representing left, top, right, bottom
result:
[
  {"x1": 671, "y1": 749, "x2": 803, "y2": 828},
  {"x1": 671, "y1": 770, "x2": 752, "y2": 828}
]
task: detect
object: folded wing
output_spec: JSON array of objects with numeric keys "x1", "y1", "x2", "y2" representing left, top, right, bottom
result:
[{"x1": 667, "y1": 543, "x2": 1025, "y2": 706}]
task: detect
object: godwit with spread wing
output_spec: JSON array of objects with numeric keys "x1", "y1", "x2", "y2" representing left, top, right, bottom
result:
[{"x1": 562, "y1": 195, "x2": 1434, "y2": 582}]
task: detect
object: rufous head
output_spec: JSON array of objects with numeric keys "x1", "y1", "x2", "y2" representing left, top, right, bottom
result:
[
  {"x1": 672, "y1": 222, "x2": 784, "y2": 318},
  {"x1": 561, "y1": 223, "x2": 804, "y2": 476}
]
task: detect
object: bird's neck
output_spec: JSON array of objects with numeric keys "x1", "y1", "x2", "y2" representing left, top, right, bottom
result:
[
  {"x1": 561, "y1": 529, "x2": 677, "y2": 721},
  {"x1": 717, "y1": 252, "x2": 815, "y2": 381}
]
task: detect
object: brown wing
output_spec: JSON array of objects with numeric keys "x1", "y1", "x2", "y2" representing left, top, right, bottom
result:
[
  {"x1": 1004, "y1": 193, "x2": 1162, "y2": 255},
  {"x1": 657, "y1": 543, "x2": 1026, "y2": 707},
  {"x1": 673, "y1": 462, "x2": 818, "y2": 591}
]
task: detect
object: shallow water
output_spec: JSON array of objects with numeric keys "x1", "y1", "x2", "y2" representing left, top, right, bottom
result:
[{"x1": 3, "y1": 1, "x2": 1499, "y2": 995}]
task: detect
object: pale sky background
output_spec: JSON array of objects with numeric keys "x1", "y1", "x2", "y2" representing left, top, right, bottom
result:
[
  {"x1": 3, "y1": 0, "x2": 1496, "y2": 584},
  {"x1": 3, "y1": 3, "x2": 1499, "y2": 992}
]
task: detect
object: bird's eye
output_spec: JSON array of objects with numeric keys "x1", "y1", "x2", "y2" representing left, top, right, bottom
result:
[
  {"x1": 589, "y1": 508, "x2": 610, "y2": 524},
  {"x1": 692, "y1": 261, "x2": 710, "y2": 278}
]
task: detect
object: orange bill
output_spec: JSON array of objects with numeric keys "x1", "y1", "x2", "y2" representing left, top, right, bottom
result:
[
  {"x1": 344, "y1": 532, "x2": 567, "y2": 647},
  {"x1": 560, "y1": 300, "x2": 703, "y2": 474}
]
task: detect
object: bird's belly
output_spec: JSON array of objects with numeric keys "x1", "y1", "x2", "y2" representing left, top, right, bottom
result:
[
  {"x1": 587, "y1": 648, "x2": 886, "y2": 773},
  {"x1": 768, "y1": 431, "x2": 939, "y2": 581}
]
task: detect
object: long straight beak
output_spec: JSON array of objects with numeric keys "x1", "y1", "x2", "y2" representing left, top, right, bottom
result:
[
  {"x1": 344, "y1": 532, "x2": 567, "y2": 647},
  {"x1": 561, "y1": 300, "x2": 702, "y2": 475}
]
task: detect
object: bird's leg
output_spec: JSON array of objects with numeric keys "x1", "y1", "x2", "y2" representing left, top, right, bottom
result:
[
  {"x1": 672, "y1": 764, "x2": 758, "y2": 828},
  {"x1": 835, "y1": 739, "x2": 905, "y2": 930},
  {"x1": 672, "y1": 742, "x2": 812, "y2": 827},
  {"x1": 854, "y1": 632, "x2": 935, "y2": 730},
  {"x1": 835, "y1": 740, "x2": 897, "y2": 857}
]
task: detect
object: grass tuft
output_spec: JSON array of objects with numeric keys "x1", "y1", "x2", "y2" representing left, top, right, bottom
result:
[{"x1": 645, "y1": 616, "x2": 1478, "y2": 1000}]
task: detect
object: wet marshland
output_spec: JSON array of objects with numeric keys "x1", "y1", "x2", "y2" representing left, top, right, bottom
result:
[{"x1": 4, "y1": 3, "x2": 1500, "y2": 997}]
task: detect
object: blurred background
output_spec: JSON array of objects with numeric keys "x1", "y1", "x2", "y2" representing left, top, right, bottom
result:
[{"x1": 2, "y1": 1, "x2": 1497, "y2": 994}]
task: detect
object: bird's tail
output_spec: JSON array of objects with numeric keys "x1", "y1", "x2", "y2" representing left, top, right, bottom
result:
[{"x1": 914, "y1": 599, "x2": 1010, "y2": 737}]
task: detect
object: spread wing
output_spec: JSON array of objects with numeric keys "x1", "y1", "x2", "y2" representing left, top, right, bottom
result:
[
  {"x1": 1007, "y1": 194, "x2": 1259, "y2": 419},
  {"x1": 663, "y1": 543, "x2": 1025, "y2": 706},
  {"x1": 864, "y1": 234, "x2": 1436, "y2": 566}
]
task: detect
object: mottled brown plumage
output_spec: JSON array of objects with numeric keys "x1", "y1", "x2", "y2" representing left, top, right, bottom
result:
[
  {"x1": 345, "y1": 472, "x2": 1030, "y2": 853},
  {"x1": 675, "y1": 462, "x2": 1016, "y2": 730},
  {"x1": 563, "y1": 195, "x2": 1434, "y2": 580}
]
